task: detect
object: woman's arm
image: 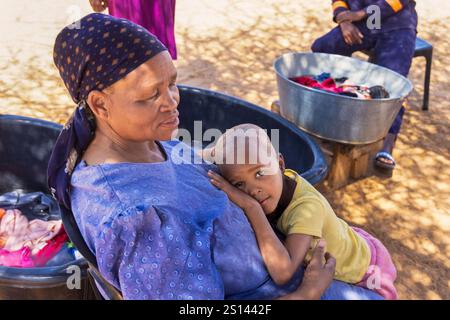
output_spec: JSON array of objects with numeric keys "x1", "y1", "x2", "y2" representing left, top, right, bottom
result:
[
  {"x1": 96, "y1": 205, "x2": 225, "y2": 299},
  {"x1": 208, "y1": 170, "x2": 311, "y2": 286},
  {"x1": 277, "y1": 240, "x2": 336, "y2": 300}
]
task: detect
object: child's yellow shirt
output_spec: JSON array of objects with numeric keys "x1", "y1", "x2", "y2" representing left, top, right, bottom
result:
[{"x1": 276, "y1": 169, "x2": 371, "y2": 283}]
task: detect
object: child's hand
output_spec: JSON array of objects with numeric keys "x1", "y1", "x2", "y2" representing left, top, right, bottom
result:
[{"x1": 208, "y1": 170, "x2": 258, "y2": 210}]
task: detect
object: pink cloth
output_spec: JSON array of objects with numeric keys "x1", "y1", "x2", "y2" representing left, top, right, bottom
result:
[
  {"x1": 33, "y1": 229, "x2": 68, "y2": 267},
  {"x1": 108, "y1": 0, "x2": 177, "y2": 59},
  {"x1": 352, "y1": 227, "x2": 398, "y2": 300},
  {"x1": 0, "y1": 209, "x2": 62, "y2": 254},
  {"x1": 0, "y1": 209, "x2": 67, "y2": 267},
  {"x1": 290, "y1": 76, "x2": 344, "y2": 94},
  {"x1": 289, "y1": 76, "x2": 373, "y2": 99},
  {"x1": 0, "y1": 247, "x2": 34, "y2": 268}
]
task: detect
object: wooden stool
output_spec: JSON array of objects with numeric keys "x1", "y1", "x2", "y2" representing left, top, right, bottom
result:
[
  {"x1": 271, "y1": 101, "x2": 384, "y2": 190},
  {"x1": 311, "y1": 136, "x2": 383, "y2": 190}
]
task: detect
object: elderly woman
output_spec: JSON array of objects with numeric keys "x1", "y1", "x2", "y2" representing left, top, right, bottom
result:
[{"x1": 48, "y1": 13, "x2": 382, "y2": 300}]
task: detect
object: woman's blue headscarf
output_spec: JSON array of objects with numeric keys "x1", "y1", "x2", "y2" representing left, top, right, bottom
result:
[{"x1": 48, "y1": 13, "x2": 167, "y2": 210}]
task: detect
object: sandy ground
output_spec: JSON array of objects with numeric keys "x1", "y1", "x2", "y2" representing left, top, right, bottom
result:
[{"x1": 0, "y1": 0, "x2": 449, "y2": 299}]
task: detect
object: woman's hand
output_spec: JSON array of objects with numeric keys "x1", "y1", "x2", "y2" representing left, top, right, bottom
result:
[
  {"x1": 208, "y1": 170, "x2": 258, "y2": 210},
  {"x1": 278, "y1": 240, "x2": 336, "y2": 300},
  {"x1": 296, "y1": 240, "x2": 336, "y2": 299},
  {"x1": 89, "y1": 0, "x2": 108, "y2": 12},
  {"x1": 339, "y1": 21, "x2": 364, "y2": 46}
]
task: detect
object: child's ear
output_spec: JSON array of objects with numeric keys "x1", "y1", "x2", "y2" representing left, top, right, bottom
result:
[
  {"x1": 202, "y1": 147, "x2": 215, "y2": 163},
  {"x1": 278, "y1": 153, "x2": 286, "y2": 171}
]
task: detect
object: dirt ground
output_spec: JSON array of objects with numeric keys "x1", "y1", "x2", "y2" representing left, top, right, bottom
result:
[{"x1": 0, "y1": 0, "x2": 448, "y2": 299}]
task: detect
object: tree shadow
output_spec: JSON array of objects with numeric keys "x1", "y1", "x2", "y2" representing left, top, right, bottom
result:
[
  {"x1": 174, "y1": 3, "x2": 450, "y2": 299},
  {"x1": 0, "y1": 49, "x2": 73, "y2": 124}
]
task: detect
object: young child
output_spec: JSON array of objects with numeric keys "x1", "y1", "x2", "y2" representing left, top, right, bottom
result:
[{"x1": 204, "y1": 124, "x2": 398, "y2": 299}]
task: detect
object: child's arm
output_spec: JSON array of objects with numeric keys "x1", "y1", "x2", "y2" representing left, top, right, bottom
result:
[
  {"x1": 208, "y1": 170, "x2": 312, "y2": 285},
  {"x1": 244, "y1": 203, "x2": 313, "y2": 285}
]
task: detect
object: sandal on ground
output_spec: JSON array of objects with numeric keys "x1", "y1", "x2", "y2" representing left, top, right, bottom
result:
[{"x1": 375, "y1": 151, "x2": 396, "y2": 170}]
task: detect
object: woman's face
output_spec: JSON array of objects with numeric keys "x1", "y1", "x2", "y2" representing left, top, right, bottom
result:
[{"x1": 98, "y1": 51, "x2": 180, "y2": 142}]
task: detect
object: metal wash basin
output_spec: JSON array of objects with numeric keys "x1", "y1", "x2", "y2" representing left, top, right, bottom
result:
[{"x1": 274, "y1": 52, "x2": 413, "y2": 144}]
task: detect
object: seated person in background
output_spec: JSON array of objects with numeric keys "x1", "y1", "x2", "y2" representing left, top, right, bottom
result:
[
  {"x1": 205, "y1": 124, "x2": 398, "y2": 299},
  {"x1": 311, "y1": 0, "x2": 418, "y2": 171}
]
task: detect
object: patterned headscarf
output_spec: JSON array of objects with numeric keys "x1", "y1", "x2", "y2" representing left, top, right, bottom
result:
[{"x1": 47, "y1": 13, "x2": 167, "y2": 210}]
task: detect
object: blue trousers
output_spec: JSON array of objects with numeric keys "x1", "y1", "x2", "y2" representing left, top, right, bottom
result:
[{"x1": 311, "y1": 25, "x2": 416, "y2": 135}]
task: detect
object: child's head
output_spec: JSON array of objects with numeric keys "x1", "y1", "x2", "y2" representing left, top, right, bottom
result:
[{"x1": 204, "y1": 124, "x2": 286, "y2": 215}]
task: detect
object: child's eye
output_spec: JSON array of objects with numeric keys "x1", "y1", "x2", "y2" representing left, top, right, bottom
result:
[
  {"x1": 233, "y1": 182, "x2": 244, "y2": 188},
  {"x1": 256, "y1": 170, "x2": 265, "y2": 178}
]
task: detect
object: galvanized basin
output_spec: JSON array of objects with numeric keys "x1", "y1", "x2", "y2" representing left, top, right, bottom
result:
[{"x1": 274, "y1": 52, "x2": 413, "y2": 144}]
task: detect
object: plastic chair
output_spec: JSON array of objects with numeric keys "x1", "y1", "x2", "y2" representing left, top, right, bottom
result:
[
  {"x1": 413, "y1": 37, "x2": 433, "y2": 111},
  {"x1": 362, "y1": 37, "x2": 433, "y2": 111},
  {"x1": 58, "y1": 85, "x2": 328, "y2": 300},
  {"x1": 4, "y1": 85, "x2": 326, "y2": 300},
  {"x1": 59, "y1": 206, "x2": 124, "y2": 300}
]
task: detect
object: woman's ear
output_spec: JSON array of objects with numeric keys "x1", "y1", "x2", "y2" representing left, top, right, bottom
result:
[
  {"x1": 86, "y1": 90, "x2": 110, "y2": 121},
  {"x1": 278, "y1": 153, "x2": 286, "y2": 171}
]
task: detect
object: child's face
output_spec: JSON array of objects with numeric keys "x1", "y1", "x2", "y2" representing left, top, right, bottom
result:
[{"x1": 219, "y1": 156, "x2": 285, "y2": 215}]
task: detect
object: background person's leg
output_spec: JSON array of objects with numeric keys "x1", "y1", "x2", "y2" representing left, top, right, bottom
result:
[
  {"x1": 311, "y1": 26, "x2": 374, "y2": 56},
  {"x1": 372, "y1": 29, "x2": 416, "y2": 169},
  {"x1": 372, "y1": 29, "x2": 417, "y2": 78}
]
